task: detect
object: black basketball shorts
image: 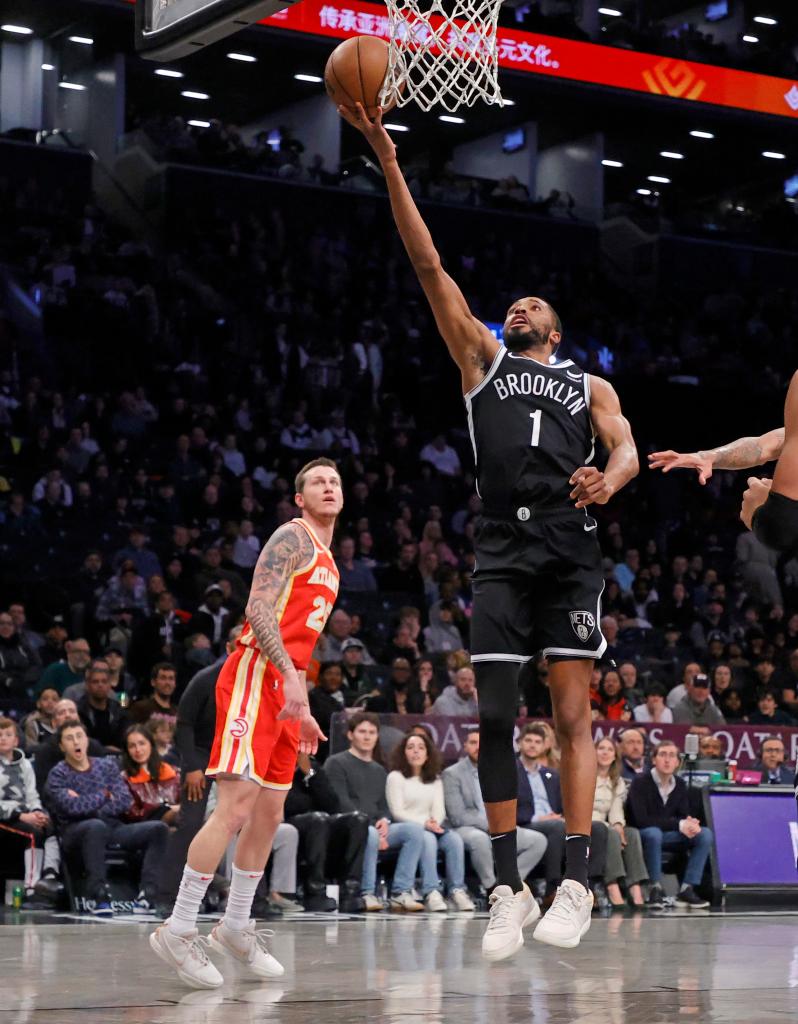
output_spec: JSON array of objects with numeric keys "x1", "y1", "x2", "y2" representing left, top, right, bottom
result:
[{"x1": 470, "y1": 507, "x2": 607, "y2": 665}]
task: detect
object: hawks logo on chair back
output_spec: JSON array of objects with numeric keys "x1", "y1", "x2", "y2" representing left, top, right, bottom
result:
[{"x1": 207, "y1": 518, "x2": 339, "y2": 789}]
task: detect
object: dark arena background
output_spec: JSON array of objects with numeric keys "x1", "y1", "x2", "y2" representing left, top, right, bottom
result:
[{"x1": 1, "y1": 0, "x2": 798, "y2": 1020}]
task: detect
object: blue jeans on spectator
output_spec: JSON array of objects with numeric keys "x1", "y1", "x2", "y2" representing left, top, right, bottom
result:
[
  {"x1": 62, "y1": 817, "x2": 170, "y2": 899},
  {"x1": 420, "y1": 829, "x2": 465, "y2": 895},
  {"x1": 362, "y1": 822, "x2": 424, "y2": 896},
  {"x1": 639, "y1": 826, "x2": 714, "y2": 887}
]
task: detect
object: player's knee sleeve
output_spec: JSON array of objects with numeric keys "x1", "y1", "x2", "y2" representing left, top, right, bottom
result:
[
  {"x1": 753, "y1": 491, "x2": 798, "y2": 555},
  {"x1": 475, "y1": 661, "x2": 520, "y2": 805}
]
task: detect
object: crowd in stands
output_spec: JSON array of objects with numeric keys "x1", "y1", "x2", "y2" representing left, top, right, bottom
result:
[{"x1": 2, "y1": 135, "x2": 798, "y2": 914}]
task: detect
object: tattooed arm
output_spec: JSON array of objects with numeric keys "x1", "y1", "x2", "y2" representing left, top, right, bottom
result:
[
  {"x1": 649, "y1": 427, "x2": 784, "y2": 486},
  {"x1": 246, "y1": 522, "x2": 326, "y2": 753}
]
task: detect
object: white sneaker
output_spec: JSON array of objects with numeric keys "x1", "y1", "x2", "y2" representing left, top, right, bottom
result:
[
  {"x1": 481, "y1": 883, "x2": 540, "y2": 962},
  {"x1": 361, "y1": 893, "x2": 385, "y2": 912},
  {"x1": 389, "y1": 891, "x2": 424, "y2": 912},
  {"x1": 450, "y1": 888, "x2": 476, "y2": 912},
  {"x1": 208, "y1": 919, "x2": 285, "y2": 978},
  {"x1": 425, "y1": 890, "x2": 448, "y2": 912},
  {"x1": 150, "y1": 923, "x2": 224, "y2": 989},
  {"x1": 533, "y1": 879, "x2": 594, "y2": 949}
]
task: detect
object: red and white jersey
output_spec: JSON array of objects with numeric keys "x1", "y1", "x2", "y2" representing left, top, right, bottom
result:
[{"x1": 238, "y1": 518, "x2": 339, "y2": 672}]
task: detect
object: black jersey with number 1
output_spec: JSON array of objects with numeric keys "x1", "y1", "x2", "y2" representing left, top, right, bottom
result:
[{"x1": 465, "y1": 347, "x2": 595, "y2": 514}]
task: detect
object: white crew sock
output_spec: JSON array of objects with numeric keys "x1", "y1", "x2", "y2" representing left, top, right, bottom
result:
[
  {"x1": 222, "y1": 864, "x2": 264, "y2": 932},
  {"x1": 168, "y1": 865, "x2": 214, "y2": 937}
]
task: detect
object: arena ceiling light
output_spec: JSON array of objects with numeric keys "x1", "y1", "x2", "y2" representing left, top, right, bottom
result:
[
  {"x1": 636, "y1": 188, "x2": 652, "y2": 195},
  {"x1": 690, "y1": 130, "x2": 714, "y2": 139},
  {"x1": 439, "y1": 115, "x2": 465, "y2": 124},
  {"x1": 181, "y1": 90, "x2": 210, "y2": 99},
  {"x1": 753, "y1": 16, "x2": 777, "y2": 25},
  {"x1": 602, "y1": 159, "x2": 623, "y2": 167},
  {"x1": 227, "y1": 52, "x2": 257, "y2": 62},
  {"x1": 294, "y1": 73, "x2": 323, "y2": 82},
  {"x1": 742, "y1": 34, "x2": 759, "y2": 42},
  {"x1": 58, "y1": 81, "x2": 86, "y2": 90},
  {"x1": 762, "y1": 150, "x2": 786, "y2": 159},
  {"x1": 598, "y1": 8, "x2": 622, "y2": 15},
  {"x1": 647, "y1": 175, "x2": 671, "y2": 183},
  {"x1": 155, "y1": 68, "x2": 184, "y2": 78},
  {"x1": 41, "y1": 63, "x2": 55, "y2": 71},
  {"x1": 2, "y1": 24, "x2": 33, "y2": 34},
  {"x1": 660, "y1": 151, "x2": 684, "y2": 159},
  {"x1": 384, "y1": 123, "x2": 410, "y2": 132},
  {"x1": 68, "y1": 35, "x2": 94, "y2": 44},
  {"x1": 502, "y1": 98, "x2": 515, "y2": 106},
  {"x1": 188, "y1": 119, "x2": 211, "y2": 127}
]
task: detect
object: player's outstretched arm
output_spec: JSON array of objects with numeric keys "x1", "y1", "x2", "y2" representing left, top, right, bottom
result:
[
  {"x1": 570, "y1": 377, "x2": 638, "y2": 509},
  {"x1": 338, "y1": 103, "x2": 498, "y2": 392},
  {"x1": 649, "y1": 427, "x2": 784, "y2": 485},
  {"x1": 742, "y1": 371, "x2": 798, "y2": 541}
]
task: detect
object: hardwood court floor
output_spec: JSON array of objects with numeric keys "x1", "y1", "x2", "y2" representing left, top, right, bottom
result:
[{"x1": 2, "y1": 908, "x2": 798, "y2": 1022}]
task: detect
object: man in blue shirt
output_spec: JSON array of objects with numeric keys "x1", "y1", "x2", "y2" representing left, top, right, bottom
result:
[{"x1": 516, "y1": 723, "x2": 607, "y2": 904}]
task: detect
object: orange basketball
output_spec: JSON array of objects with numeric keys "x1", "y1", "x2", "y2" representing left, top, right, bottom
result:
[{"x1": 324, "y1": 36, "x2": 398, "y2": 118}]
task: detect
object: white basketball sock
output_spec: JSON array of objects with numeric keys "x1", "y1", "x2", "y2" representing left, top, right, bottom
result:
[
  {"x1": 222, "y1": 864, "x2": 263, "y2": 932},
  {"x1": 168, "y1": 865, "x2": 214, "y2": 937}
]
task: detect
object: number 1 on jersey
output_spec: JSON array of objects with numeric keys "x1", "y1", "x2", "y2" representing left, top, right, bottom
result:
[{"x1": 529, "y1": 409, "x2": 542, "y2": 447}]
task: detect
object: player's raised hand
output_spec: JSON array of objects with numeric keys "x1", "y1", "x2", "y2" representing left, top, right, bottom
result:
[
  {"x1": 297, "y1": 714, "x2": 327, "y2": 757},
  {"x1": 740, "y1": 476, "x2": 773, "y2": 530},
  {"x1": 569, "y1": 466, "x2": 613, "y2": 508},
  {"x1": 648, "y1": 450, "x2": 714, "y2": 485},
  {"x1": 337, "y1": 103, "x2": 397, "y2": 165}
]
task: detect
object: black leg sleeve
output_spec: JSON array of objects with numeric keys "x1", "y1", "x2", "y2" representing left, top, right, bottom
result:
[{"x1": 475, "y1": 661, "x2": 521, "y2": 805}]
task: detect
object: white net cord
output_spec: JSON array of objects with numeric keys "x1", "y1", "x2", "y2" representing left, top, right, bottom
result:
[{"x1": 379, "y1": 0, "x2": 504, "y2": 112}]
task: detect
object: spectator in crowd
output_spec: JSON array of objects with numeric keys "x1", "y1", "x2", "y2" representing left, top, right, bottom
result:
[
  {"x1": 77, "y1": 662, "x2": 130, "y2": 751},
  {"x1": 419, "y1": 434, "x2": 461, "y2": 477},
  {"x1": 379, "y1": 542, "x2": 425, "y2": 599},
  {"x1": 336, "y1": 536, "x2": 378, "y2": 592},
  {"x1": 32, "y1": 698, "x2": 107, "y2": 794},
  {"x1": 626, "y1": 740, "x2": 713, "y2": 909},
  {"x1": 753, "y1": 736, "x2": 793, "y2": 784},
  {"x1": 423, "y1": 601, "x2": 464, "y2": 655},
  {"x1": 129, "y1": 592, "x2": 186, "y2": 680},
  {"x1": 618, "y1": 728, "x2": 648, "y2": 781},
  {"x1": 46, "y1": 720, "x2": 169, "y2": 915},
  {"x1": 95, "y1": 562, "x2": 149, "y2": 623},
  {"x1": 594, "y1": 667, "x2": 633, "y2": 721},
  {"x1": 38, "y1": 618, "x2": 70, "y2": 670},
  {"x1": 666, "y1": 662, "x2": 703, "y2": 710},
  {"x1": 415, "y1": 658, "x2": 442, "y2": 713},
  {"x1": 443, "y1": 728, "x2": 547, "y2": 892},
  {"x1": 617, "y1": 661, "x2": 644, "y2": 708},
  {"x1": 747, "y1": 688, "x2": 795, "y2": 726},
  {"x1": 309, "y1": 662, "x2": 354, "y2": 761},
  {"x1": 189, "y1": 584, "x2": 232, "y2": 655},
  {"x1": 386, "y1": 731, "x2": 475, "y2": 911},
  {"x1": 531, "y1": 721, "x2": 561, "y2": 770},
  {"x1": 0, "y1": 717, "x2": 61, "y2": 902},
  {"x1": 121, "y1": 724, "x2": 181, "y2": 824},
  {"x1": 430, "y1": 665, "x2": 478, "y2": 717},
  {"x1": 283, "y1": 751, "x2": 369, "y2": 913},
  {"x1": 381, "y1": 619, "x2": 422, "y2": 667},
  {"x1": 129, "y1": 663, "x2": 179, "y2": 724},
  {"x1": 35, "y1": 638, "x2": 92, "y2": 697},
  {"x1": 325, "y1": 712, "x2": 425, "y2": 912},
  {"x1": 632, "y1": 683, "x2": 673, "y2": 724},
  {"x1": 339, "y1": 638, "x2": 369, "y2": 694},
  {"x1": 719, "y1": 689, "x2": 746, "y2": 723},
  {"x1": 8, "y1": 603, "x2": 44, "y2": 652},
  {"x1": 103, "y1": 647, "x2": 137, "y2": 701},
  {"x1": 317, "y1": 609, "x2": 358, "y2": 663},
  {"x1": 22, "y1": 687, "x2": 60, "y2": 749},
  {"x1": 114, "y1": 526, "x2": 162, "y2": 581},
  {"x1": 0, "y1": 610, "x2": 41, "y2": 699},
  {"x1": 593, "y1": 737, "x2": 646, "y2": 908},
  {"x1": 149, "y1": 715, "x2": 180, "y2": 767},
  {"x1": 63, "y1": 657, "x2": 114, "y2": 705},
  {"x1": 672, "y1": 673, "x2": 725, "y2": 727},
  {"x1": 515, "y1": 723, "x2": 608, "y2": 903},
  {"x1": 232, "y1": 519, "x2": 261, "y2": 572}
]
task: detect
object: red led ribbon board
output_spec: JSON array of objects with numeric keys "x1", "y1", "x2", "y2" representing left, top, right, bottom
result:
[{"x1": 262, "y1": 0, "x2": 798, "y2": 120}]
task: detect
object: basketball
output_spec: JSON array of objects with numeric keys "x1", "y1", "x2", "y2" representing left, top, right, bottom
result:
[{"x1": 324, "y1": 36, "x2": 398, "y2": 117}]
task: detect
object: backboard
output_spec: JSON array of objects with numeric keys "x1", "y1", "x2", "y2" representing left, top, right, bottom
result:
[{"x1": 135, "y1": 0, "x2": 300, "y2": 60}]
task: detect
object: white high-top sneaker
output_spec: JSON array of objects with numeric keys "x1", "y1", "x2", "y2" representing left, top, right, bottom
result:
[
  {"x1": 533, "y1": 879, "x2": 594, "y2": 949},
  {"x1": 150, "y1": 923, "x2": 224, "y2": 989},
  {"x1": 481, "y1": 883, "x2": 540, "y2": 962},
  {"x1": 208, "y1": 920, "x2": 285, "y2": 978}
]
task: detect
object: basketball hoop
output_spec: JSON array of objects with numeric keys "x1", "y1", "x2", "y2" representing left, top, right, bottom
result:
[{"x1": 379, "y1": 0, "x2": 504, "y2": 112}]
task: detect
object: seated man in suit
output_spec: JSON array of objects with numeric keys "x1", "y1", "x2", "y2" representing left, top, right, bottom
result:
[
  {"x1": 626, "y1": 739, "x2": 713, "y2": 909},
  {"x1": 443, "y1": 728, "x2": 547, "y2": 892},
  {"x1": 753, "y1": 735, "x2": 793, "y2": 784},
  {"x1": 515, "y1": 723, "x2": 608, "y2": 904}
]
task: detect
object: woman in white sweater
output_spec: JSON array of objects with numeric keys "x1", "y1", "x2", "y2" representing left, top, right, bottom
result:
[
  {"x1": 386, "y1": 732, "x2": 475, "y2": 911},
  {"x1": 593, "y1": 737, "x2": 647, "y2": 907}
]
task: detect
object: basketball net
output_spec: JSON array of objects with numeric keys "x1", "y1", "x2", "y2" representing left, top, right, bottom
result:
[{"x1": 379, "y1": 0, "x2": 504, "y2": 112}]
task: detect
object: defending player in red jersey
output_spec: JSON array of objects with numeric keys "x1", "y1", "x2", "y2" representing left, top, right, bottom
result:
[{"x1": 151, "y1": 458, "x2": 342, "y2": 990}]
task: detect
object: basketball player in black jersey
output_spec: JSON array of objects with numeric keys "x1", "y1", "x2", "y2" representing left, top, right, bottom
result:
[{"x1": 340, "y1": 104, "x2": 638, "y2": 956}]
